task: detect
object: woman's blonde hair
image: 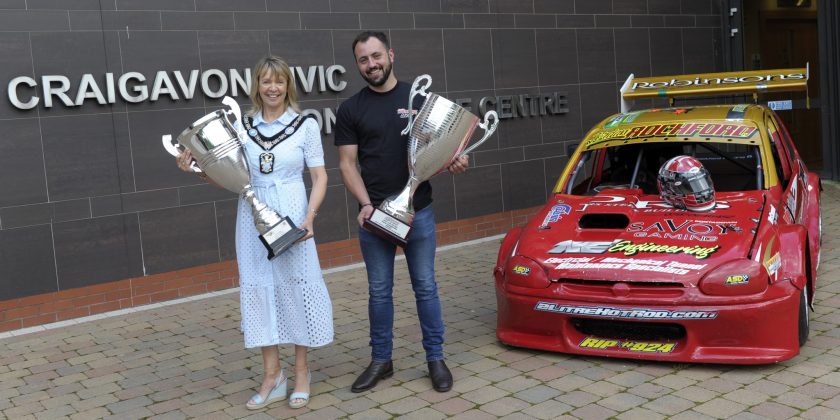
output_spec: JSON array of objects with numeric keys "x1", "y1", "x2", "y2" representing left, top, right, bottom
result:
[{"x1": 248, "y1": 55, "x2": 300, "y2": 116}]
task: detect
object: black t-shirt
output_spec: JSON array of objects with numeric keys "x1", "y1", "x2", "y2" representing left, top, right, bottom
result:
[{"x1": 335, "y1": 81, "x2": 432, "y2": 210}]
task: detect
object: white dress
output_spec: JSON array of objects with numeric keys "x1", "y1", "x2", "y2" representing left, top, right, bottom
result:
[{"x1": 235, "y1": 109, "x2": 334, "y2": 349}]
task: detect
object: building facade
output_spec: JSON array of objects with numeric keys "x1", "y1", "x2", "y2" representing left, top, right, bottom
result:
[{"x1": 4, "y1": 0, "x2": 821, "y2": 330}]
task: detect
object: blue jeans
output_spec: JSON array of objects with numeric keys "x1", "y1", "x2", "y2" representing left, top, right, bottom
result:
[{"x1": 358, "y1": 205, "x2": 445, "y2": 362}]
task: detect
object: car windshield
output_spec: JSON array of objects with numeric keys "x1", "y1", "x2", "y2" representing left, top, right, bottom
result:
[{"x1": 565, "y1": 141, "x2": 762, "y2": 195}]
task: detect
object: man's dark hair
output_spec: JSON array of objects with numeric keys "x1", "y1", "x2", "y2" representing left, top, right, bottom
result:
[{"x1": 352, "y1": 31, "x2": 390, "y2": 53}]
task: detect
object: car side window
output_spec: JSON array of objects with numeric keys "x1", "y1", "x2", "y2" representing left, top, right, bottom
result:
[{"x1": 765, "y1": 116, "x2": 790, "y2": 190}]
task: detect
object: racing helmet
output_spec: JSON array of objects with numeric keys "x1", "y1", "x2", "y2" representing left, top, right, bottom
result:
[{"x1": 657, "y1": 155, "x2": 716, "y2": 212}]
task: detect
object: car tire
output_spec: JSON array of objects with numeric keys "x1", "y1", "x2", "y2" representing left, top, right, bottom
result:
[{"x1": 798, "y1": 284, "x2": 810, "y2": 347}]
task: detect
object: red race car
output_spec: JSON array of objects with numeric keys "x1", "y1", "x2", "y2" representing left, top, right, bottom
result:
[{"x1": 495, "y1": 67, "x2": 821, "y2": 364}]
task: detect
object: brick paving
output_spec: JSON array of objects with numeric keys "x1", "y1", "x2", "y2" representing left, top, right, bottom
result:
[{"x1": 3, "y1": 182, "x2": 840, "y2": 419}]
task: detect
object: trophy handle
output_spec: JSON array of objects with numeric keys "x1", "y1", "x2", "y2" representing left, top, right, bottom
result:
[
  {"x1": 400, "y1": 74, "x2": 432, "y2": 136},
  {"x1": 459, "y1": 110, "x2": 499, "y2": 157},
  {"x1": 162, "y1": 134, "x2": 202, "y2": 173},
  {"x1": 221, "y1": 96, "x2": 242, "y2": 126}
]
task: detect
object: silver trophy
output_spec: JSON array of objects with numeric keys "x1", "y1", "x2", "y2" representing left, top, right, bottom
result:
[
  {"x1": 161, "y1": 96, "x2": 306, "y2": 259},
  {"x1": 364, "y1": 75, "x2": 499, "y2": 246}
]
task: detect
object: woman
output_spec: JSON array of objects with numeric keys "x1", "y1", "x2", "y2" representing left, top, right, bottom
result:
[{"x1": 176, "y1": 56, "x2": 333, "y2": 410}]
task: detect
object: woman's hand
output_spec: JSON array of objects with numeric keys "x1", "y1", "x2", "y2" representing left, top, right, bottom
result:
[
  {"x1": 298, "y1": 215, "x2": 315, "y2": 242},
  {"x1": 176, "y1": 149, "x2": 195, "y2": 172}
]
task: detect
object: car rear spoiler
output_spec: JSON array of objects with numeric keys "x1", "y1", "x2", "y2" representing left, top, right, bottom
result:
[{"x1": 619, "y1": 64, "x2": 809, "y2": 113}]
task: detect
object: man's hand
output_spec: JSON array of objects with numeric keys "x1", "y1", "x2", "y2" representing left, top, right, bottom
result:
[
  {"x1": 358, "y1": 204, "x2": 375, "y2": 227},
  {"x1": 448, "y1": 155, "x2": 469, "y2": 174}
]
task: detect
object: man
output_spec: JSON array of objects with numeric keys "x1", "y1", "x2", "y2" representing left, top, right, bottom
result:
[{"x1": 335, "y1": 31, "x2": 468, "y2": 393}]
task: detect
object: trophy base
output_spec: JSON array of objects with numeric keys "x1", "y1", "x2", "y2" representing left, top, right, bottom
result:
[
  {"x1": 364, "y1": 208, "x2": 411, "y2": 247},
  {"x1": 259, "y1": 216, "x2": 308, "y2": 260}
]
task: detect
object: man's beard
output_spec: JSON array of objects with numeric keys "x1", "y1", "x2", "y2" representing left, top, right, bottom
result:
[{"x1": 362, "y1": 61, "x2": 393, "y2": 87}]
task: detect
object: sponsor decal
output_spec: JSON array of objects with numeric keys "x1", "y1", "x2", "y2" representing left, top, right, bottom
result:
[
  {"x1": 585, "y1": 122, "x2": 758, "y2": 148},
  {"x1": 578, "y1": 337, "x2": 677, "y2": 353},
  {"x1": 764, "y1": 253, "x2": 781, "y2": 276},
  {"x1": 630, "y1": 72, "x2": 806, "y2": 91},
  {"x1": 627, "y1": 219, "x2": 740, "y2": 242},
  {"x1": 608, "y1": 240, "x2": 720, "y2": 260},
  {"x1": 725, "y1": 274, "x2": 750, "y2": 285},
  {"x1": 512, "y1": 265, "x2": 531, "y2": 275},
  {"x1": 786, "y1": 176, "x2": 798, "y2": 217},
  {"x1": 767, "y1": 100, "x2": 793, "y2": 111},
  {"x1": 548, "y1": 240, "x2": 618, "y2": 254},
  {"x1": 726, "y1": 104, "x2": 750, "y2": 120},
  {"x1": 604, "y1": 112, "x2": 641, "y2": 128},
  {"x1": 546, "y1": 256, "x2": 706, "y2": 275},
  {"x1": 578, "y1": 195, "x2": 731, "y2": 211},
  {"x1": 540, "y1": 203, "x2": 571, "y2": 228},
  {"x1": 535, "y1": 302, "x2": 719, "y2": 319},
  {"x1": 768, "y1": 205, "x2": 778, "y2": 225},
  {"x1": 397, "y1": 108, "x2": 418, "y2": 118}
]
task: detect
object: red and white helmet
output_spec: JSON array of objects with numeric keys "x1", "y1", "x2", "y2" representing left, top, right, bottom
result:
[{"x1": 657, "y1": 155, "x2": 716, "y2": 212}]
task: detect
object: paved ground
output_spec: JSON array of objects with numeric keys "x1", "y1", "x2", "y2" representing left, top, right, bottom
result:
[{"x1": 3, "y1": 183, "x2": 840, "y2": 419}]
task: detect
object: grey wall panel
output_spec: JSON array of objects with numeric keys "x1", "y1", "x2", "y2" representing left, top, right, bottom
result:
[
  {"x1": 391, "y1": 30, "x2": 446, "y2": 91},
  {"x1": 314, "y1": 184, "x2": 350, "y2": 243},
  {"x1": 28, "y1": 0, "x2": 101, "y2": 10},
  {"x1": 453, "y1": 165, "x2": 503, "y2": 219},
  {"x1": 502, "y1": 160, "x2": 547, "y2": 210},
  {"x1": 443, "y1": 29, "x2": 493, "y2": 91},
  {"x1": 40, "y1": 114, "x2": 125, "y2": 202},
  {"x1": 233, "y1": 11, "x2": 299, "y2": 30},
  {"x1": 270, "y1": 30, "x2": 337, "y2": 101},
  {"x1": 576, "y1": 28, "x2": 616, "y2": 83},
  {"x1": 180, "y1": 184, "x2": 237, "y2": 206},
  {"x1": 490, "y1": 0, "x2": 533, "y2": 14},
  {"x1": 139, "y1": 204, "x2": 219, "y2": 274},
  {"x1": 0, "y1": 118, "x2": 46, "y2": 208},
  {"x1": 53, "y1": 214, "x2": 143, "y2": 290},
  {"x1": 534, "y1": 0, "x2": 573, "y2": 14},
  {"x1": 199, "y1": 30, "x2": 269, "y2": 76},
  {"x1": 631, "y1": 15, "x2": 664, "y2": 28},
  {"x1": 331, "y1": 30, "x2": 372, "y2": 99},
  {"x1": 51, "y1": 199, "x2": 92, "y2": 223},
  {"x1": 683, "y1": 28, "x2": 717, "y2": 73},
  {"x1": 0, "y1": 33, "x2": 33, "y2": 120},
  {"x1": 650, "y1": 28, "x2": 684, "y2": 76},
  {"x1": 197, "y1": 0, "x2": 266, "y2": 11},
  {"x1": 536, "y1": 29, "x2": 578, "y2": 86},
  {"x1": 269, "y1": 0, "x2": 328, "y2": 12},
  {"x1": 556, "y1": 14, "x2": 595, "y2": 28},
  {"x1": 596, "y1": 15, "x2": 631, "y2": 28},
  {"x1": 494, "y1": 87, "x2": 543, "y2": 148},
  {"x1": 612, "y1": 0, "x2": 647, "y2": 14},
  {"x1": 492, "y1": 29, "x2": 538, "y2": 89},
  {"x1": 332, "y1": 0, "x2": 388, "y2": 13},
  {"x1": 648, "y1": 0, "x2": 681, "y2": 15},
  {"x1": 615, "y1": 28, "x2": 652, "y2": 79},
  {"x1": 0, "y1": 0, "x2": 25, "y2": 8},
  {"x1": 388, "y1": 0, "x2": 440, "y2": 13},
  {"x1": 360, "y1": 13, "x2": 414, "y2": 29},
  {"x1": 0, "y1": 203, "x2": 51, "y2": 229},
  {"x1": 445, "y1": 89, "x2": 498, "y2": 151},
  {"x1": 69, "y1": 10, "x2": 161, "y2": 31},
  {"x1": 681, "y1": 0, "x2": 712, "y2": 15},
  {"x1": 415, "y1": 13, "x2": 465, "y2": 29},
  {"x1": 442, "y1": 0, "x2": 489, "y2": 14},
  {"x1": 162, "y1": 11, "x2": 234, "y2": 31},
  {"x1": 465, "y1": 14, "x2": 515, "y2": 29},
  {"x1": 0, "y1": 10, "x2": 68, "y2": 31},
  {"x1": 117, "y1": 0, "x2": 194, "y2": 11},
  {"x1": 429, "y1": 172, "x2": 456, "y2": 223},
  {"x1": 575, "y1": 0, "x2": 611, "y2": 14},
  {"x1": 515, "y1": 14, "x2": 555, "y2": 28},
  {"x1": 216, "y1": 198, "x2": 238, "y2": 261},
  {"x1": 301, "y1": 13, "x2": 361, "y2": 30},
  {"x1": 0, "y1": 225, "x2": 57, "y2": 301},
  {"x1": 544, "y1": 155, "x2": 569, "y2": 193},
  {"x1": 472, "y1": 147, "x2": 525, "y2": 167}
]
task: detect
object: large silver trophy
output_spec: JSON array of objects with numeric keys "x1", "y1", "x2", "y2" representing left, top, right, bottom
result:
[
  {"x1": 161, "y1": 96, "x2": 306, "y2": 260},
  {"x1": 364, "y1": 75, "x2": 499, "y2": 246}
]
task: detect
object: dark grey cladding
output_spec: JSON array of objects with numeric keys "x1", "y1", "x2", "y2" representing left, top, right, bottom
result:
[{"x1": 0, "y1": 2, "x2": 722, "y2": 298}]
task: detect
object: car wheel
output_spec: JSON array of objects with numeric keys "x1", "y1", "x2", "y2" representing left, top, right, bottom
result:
[{"x1": 798, "y1": 284, "x2": 810, "y2": 347}]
